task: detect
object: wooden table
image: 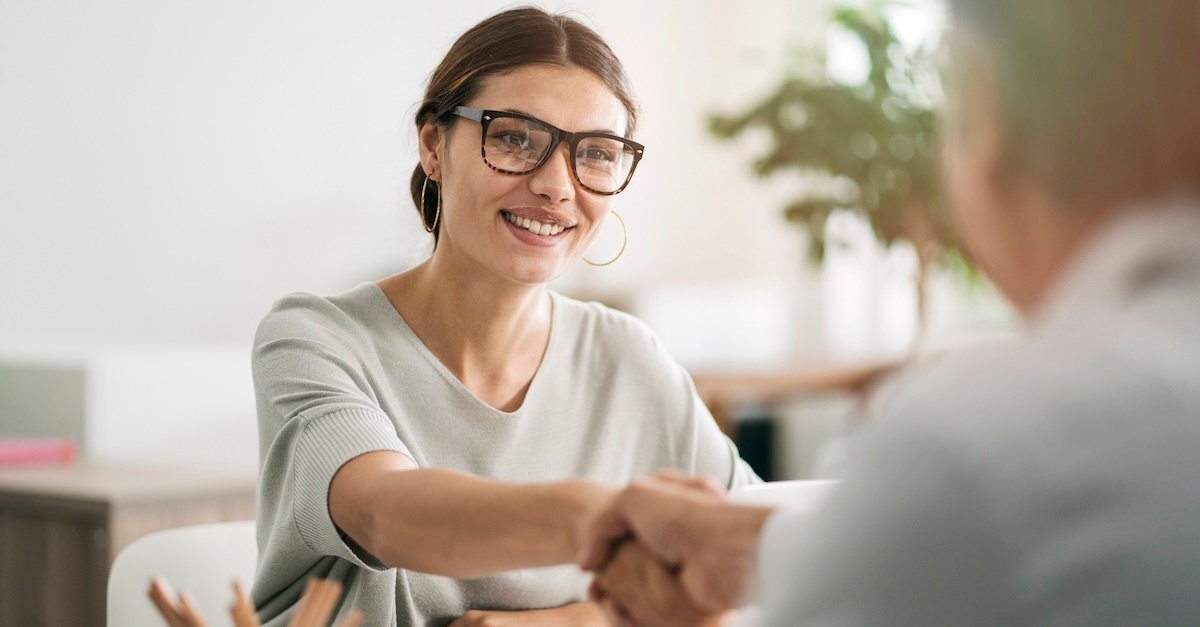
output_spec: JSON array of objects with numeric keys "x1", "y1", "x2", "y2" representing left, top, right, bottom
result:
[
  {"x1": 693, "y1": 358, "x2": 902, "y2": 435},
  {"x1": 0, "y1": 460, "x2": 256, "y2": 627}
]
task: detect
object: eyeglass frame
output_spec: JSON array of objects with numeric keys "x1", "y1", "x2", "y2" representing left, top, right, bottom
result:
[{"x1": 449, "y1": 106, "x2": 645, "y2": 196}]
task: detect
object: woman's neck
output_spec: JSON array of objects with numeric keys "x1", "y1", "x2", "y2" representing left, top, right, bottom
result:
[{"x1": 377, "y1": 253, "x2": 553, "y2": 407}]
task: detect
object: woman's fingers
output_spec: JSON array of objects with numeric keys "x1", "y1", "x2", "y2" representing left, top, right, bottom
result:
[
  {"x1": 292, "y1": 578, "x2": 343, "y2": 627},
  {"x1": 148, "y1": 576, "x2": 193, "y2": 627},
  {"x1": 230, "y1": 580, "x2": 261, "y2": 627},
  {"x1": 332, "y1": 607, "x2": 364, "y2": 627},
  {"x1": 178, "y1": 592, "x2": 210, "y2": 627}
]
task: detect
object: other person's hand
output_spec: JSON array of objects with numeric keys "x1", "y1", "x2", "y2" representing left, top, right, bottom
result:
[
  {"x1": 592, "y1": 538, "x2": 733, "y2": 627},
  {"x1": 578, "y1": 471, "x2": 774, "y2": 612}
]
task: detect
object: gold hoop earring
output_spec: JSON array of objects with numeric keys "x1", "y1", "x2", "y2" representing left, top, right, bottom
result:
[
  {"x1": 584, "y1": 210, "x2": 627, "y2": 266},
  {"x1": 420, "y1": 176, "x2": 441, "y2": 233}
]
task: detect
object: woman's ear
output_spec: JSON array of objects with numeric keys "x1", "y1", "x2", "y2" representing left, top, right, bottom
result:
[{"x1": 418, "y1": 121, "x2": 444, "y2": 181}]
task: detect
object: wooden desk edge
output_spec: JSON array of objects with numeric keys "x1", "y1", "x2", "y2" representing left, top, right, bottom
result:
[{"x1": 692, "y1": 359, "x2": 905, "y2": 435}]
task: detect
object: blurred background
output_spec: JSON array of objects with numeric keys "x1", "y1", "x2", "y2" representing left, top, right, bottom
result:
[
  {"x1": 0, "y1": 0, "x2": 1013, "y2": 479},
  {"x1": 2, "y1": 5, "x2": 1021, "y2": 619}
]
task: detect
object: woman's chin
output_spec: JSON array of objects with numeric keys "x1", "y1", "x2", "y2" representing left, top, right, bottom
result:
[{"x1": 500, "y1": 260, "x2": 570, "y2": 287}]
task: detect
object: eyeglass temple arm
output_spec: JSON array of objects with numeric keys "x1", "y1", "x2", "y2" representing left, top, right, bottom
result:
[{"x1": 451, "y1": 106, "x2": 485, "y2": 122}]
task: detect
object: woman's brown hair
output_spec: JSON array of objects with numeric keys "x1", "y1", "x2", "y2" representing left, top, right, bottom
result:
[{"x1": 410, "y1": 7, "x2": 639, "y2": 243}]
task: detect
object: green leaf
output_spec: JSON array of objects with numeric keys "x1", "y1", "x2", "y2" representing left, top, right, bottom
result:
[{"x1": 706, "y1": 0, "x2": 968, "y2": 277}]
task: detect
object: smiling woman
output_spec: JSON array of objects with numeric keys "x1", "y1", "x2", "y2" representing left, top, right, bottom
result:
[
  {"x1": 413, "y1": 63, "x2": 634, "y2": 286},
  {"x1": 248, "y1": 6, "x2": 759, "y2": 627}
]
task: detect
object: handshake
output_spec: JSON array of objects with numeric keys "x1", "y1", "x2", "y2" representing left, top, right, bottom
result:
[{"x1": 576, "y1": 471, "x2": 778, "y2": 627}]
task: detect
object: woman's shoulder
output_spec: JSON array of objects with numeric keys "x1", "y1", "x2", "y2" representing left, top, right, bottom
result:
[
  {"x1": 553, "y1": 292, "x2": 655, "y2": 337},
  {"x1": 255, "y1": 283, "x2": 386, "y2": 348},
  {"x1": 551, "y1": 291, "x2": 670, "y2": 363}
]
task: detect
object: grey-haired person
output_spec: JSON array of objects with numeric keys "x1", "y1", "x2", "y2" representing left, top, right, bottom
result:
[{"x1": 582, "y1": 2, "x2": 1200, "y2": 626}]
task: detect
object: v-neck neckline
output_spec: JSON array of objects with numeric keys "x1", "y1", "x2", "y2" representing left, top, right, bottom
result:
[{"x1": 365, "y1": 282, "x2": 560, "y2": 417}]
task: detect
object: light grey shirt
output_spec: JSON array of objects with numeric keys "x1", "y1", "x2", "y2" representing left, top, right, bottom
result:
[
  {"x1": 759, "y1": 199, "x2": 1200, "y2": 626},
  {"x1": 250, "y1": 284, "x2": 759, "y2": 626}
]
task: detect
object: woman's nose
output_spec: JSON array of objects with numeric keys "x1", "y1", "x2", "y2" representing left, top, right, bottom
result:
[{"x1": 528, "y1": 143, "x2": 575, "y2": 203}]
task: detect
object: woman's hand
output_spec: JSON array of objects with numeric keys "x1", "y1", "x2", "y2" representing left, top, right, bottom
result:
[{"x1": 448, "y1": 602, "x2": 607, "y2": 626}]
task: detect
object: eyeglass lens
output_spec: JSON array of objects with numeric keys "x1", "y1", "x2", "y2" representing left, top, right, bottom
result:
[{"x1": 483, "y1": 116, "x2": 637, "y2": 193}]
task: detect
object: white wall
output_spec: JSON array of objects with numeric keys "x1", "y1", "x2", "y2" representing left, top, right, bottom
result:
[
  {"x1": 0, "y1": 0, "x2": 834, "y2": 349},
  {"x1": 3, "y1": 1, "x2": 1011, "y2": 477},
  {"x1": 0, "y1": 343, "x2": 256, "y2": 470}
]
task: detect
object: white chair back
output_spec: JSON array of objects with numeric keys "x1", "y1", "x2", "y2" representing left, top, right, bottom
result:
[{"x1": 107, "y1": 520, "x2": 257, "y2": 627}]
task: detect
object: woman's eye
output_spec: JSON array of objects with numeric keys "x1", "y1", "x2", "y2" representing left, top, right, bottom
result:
[
  {"x1": 493, "y1": 131, "x2": 530, "y2": 148},
  {"x1": 581, "y1": 148, "x2": 614, "y2": 163}
]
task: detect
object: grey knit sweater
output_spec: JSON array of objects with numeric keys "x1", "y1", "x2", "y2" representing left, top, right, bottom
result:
[{"x1": 249, "y1": 283, "x2": 759, "y2": 626}]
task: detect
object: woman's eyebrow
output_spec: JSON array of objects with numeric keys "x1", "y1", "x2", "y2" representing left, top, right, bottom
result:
[{"x1": 499, "y1": 107, "x2": 618, "y2": 135}]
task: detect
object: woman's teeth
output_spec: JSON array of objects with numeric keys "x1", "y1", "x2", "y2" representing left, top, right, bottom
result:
[{"x1": 504, "y1": 212, "x2": 565, "y2": 236}]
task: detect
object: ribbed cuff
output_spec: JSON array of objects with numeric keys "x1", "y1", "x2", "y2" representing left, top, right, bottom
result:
[{"x1": 292, "y1": 407, "x2": 412, "y2": 570}]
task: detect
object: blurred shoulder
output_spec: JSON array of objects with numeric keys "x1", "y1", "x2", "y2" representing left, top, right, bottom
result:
[
  {"x1": 881, "y1": 339, "x2": 1029, "y2": 425},
  {"x1": 875, "y1": 313, "x2": 1194, "y2": 448}
]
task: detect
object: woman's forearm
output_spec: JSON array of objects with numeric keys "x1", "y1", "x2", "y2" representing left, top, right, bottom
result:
[
  {"x1": 369, "y1": 467, "x2": 611, "y2": 576},
  {"x1": 331, "y1": 453, "x2": 615, "y2": 578}
]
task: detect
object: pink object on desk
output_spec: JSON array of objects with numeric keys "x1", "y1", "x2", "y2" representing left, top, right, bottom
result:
[{"x1": 0, "y1": 437, "x2": 78, "y2": 464}]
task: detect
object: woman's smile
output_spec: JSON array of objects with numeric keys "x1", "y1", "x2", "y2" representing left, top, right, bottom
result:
[{"x1": 501, "y1": 209, "x2": 577, "y2": 247}]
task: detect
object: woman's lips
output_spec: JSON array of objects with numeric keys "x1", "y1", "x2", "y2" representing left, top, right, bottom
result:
[{"x1": 502, "y1": 210, "x2": 574, "y2": 247}]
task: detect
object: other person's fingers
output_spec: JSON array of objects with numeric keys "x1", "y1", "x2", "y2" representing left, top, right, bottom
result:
[
  {"x1": 651, "y1": 469, "x2": 725, "y2": 497},
  {"x1": 579, "y1": 477, "x2": 711, "y2": 571}
]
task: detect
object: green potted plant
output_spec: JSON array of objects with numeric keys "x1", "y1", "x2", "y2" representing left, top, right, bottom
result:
[{"x1": 709, "y1": 3, "x2": 963, "y2": 334}]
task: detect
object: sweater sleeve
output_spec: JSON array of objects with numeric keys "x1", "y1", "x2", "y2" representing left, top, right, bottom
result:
[
  {"x1": 253, "y1": 299, "x2": 414, "y2": 571},
  {"x1": 623, "y1": 316, "x2": 760, "y2": 491},
  {"x1": 677, "y1": 362, "x2": 763, "y2": 491}
]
